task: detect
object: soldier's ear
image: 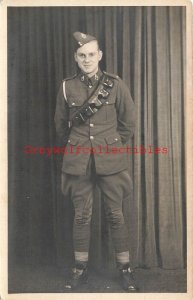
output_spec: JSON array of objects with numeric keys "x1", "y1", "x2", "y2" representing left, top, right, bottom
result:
[
  {"x1": 98, "y1": 50, "x2": 103, "y2": 61},
  {"x1": 74, "y1": 52, "x2": 78, "y2": 62}
]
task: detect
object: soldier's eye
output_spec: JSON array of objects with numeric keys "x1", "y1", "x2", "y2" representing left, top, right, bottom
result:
[{"x1": 79, "y1": 54, "x2": 85, "y2": 58}]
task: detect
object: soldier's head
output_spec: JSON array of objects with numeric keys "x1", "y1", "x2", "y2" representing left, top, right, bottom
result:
[{"x1": 73, "y1": 32, "x2": 103, "y2": 78}]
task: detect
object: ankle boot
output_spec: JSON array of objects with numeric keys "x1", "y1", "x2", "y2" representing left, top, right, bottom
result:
[
  {"x1": 64, "y1": 263, "x2": 88, "y2": 290},
  {"x1": 118, "y1": 263, "x2": 138, "y2": 292}
]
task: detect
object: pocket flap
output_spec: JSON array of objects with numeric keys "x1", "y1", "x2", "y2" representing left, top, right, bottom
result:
[
  {"x1": 103, "y1": 96, "x2": 116, "y2": 105},
  {"x1": 67, "y1": 137, "x2": 79, "y2": 145},
  {"x1": 68, "y1": 101, "x2": 83, "y2": 108},
  {"x1": 67, "y1": 96, "x2": 84, "y2": 107},
  {"x1": 105, "y1": 134, "x2": 121, "y2": 145}
]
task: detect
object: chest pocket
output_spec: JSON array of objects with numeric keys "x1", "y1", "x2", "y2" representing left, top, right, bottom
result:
[{"x1": 66, "y1": 95, "x2": 85, "y2": 120}]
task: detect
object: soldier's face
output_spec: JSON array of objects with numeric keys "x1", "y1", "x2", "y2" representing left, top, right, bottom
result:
[{"x1": 74, "y1": 40, "x2": 103, "y2": 77}]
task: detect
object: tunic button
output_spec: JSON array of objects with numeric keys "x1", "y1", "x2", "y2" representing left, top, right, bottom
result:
[
  {"x1": 72, "y1": 102, "x2": 75, "y2": 106},
  {"x1": 68, "y1": 139, "x2": 70, "y2": 142},
  {"x1": 90, "y1": 123, "x2": 94, "y2": 127},
  {"x1": 106, "y1": 101, "x2": 109, "y2": 104},
  {"x1": 89, "y1": 85, "x2": 92, "y2": 89},
  {"x1": 115, "y1": 138, "x2": 118, "y2": 141},
  {"x1": 90, "y1": 136, "x2": 94, "y2": 140}
]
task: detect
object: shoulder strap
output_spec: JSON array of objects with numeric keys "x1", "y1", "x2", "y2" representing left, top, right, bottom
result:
[
  {"x1": 62, "y1": 74, "x2": 77, "y2": 102},
  {"x1": 103, "y1": 71, "x2": 119, "y2": 80},
  {"x1": 62, "y1": 81, "x2": 67, "y2": 102}
]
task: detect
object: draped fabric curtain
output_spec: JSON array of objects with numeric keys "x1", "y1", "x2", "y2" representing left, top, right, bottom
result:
[{"x1": 8, "y1": 6, "x2": 186, "y2": 272}]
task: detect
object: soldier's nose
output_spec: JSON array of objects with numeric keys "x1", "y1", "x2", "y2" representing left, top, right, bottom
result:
[{"x1": 84, "y1": 55, "x2": 90, "y2": 62}]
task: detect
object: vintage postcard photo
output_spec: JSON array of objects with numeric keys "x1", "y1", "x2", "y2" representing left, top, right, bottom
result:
[{"x1": 0, "y1": 0, "x2": 192, "y2": 299}]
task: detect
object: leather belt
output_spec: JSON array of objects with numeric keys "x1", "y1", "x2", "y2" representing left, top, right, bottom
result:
[{"x1": 70, "y1": 75, "x2": 114, "y2": 126}]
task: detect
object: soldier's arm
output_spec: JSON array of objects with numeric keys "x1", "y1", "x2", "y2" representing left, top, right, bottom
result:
[
  {"x1": 115, "y1": 79, "x2": 135, "y2": 144},
  {"x1": 54, "y1": 83, "x2": 70, "y2": 146}
]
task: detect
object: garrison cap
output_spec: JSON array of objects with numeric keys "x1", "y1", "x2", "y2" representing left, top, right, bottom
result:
[{"x1": 73, "y1": 32, "x2": 97, "y2": 48}]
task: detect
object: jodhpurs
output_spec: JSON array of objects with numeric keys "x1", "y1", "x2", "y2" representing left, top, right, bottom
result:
[{"x1": 61, "y1": 155, "x2": 133, "y2": 254}]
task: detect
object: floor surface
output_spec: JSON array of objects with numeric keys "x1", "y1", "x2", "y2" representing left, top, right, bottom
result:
[{"x1": 8, "y1": 265, "x2": 187, "y2": 293}]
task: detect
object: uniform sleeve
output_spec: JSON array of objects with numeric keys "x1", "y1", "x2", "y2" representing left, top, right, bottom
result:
[
  {"x1": 115, "y1": 79, "x2": 135, "y2": 144},
  {"x1": 54, "y1": 83, "x2": 70, "y2": 146}
]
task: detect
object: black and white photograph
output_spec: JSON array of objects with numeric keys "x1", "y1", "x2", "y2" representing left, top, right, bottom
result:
[{"x1": 0, "y1": 0, "x2": 192, "y2": 299}]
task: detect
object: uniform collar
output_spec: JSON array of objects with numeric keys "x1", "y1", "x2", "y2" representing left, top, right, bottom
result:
[{"x1": 78, "y1": 69, "x2": 103, "y2": 87}]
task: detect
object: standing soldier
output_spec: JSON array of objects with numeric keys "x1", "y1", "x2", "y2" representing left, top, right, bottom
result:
[{"x1": 54, "y1": 32, "x2": 138, "y2": 292}]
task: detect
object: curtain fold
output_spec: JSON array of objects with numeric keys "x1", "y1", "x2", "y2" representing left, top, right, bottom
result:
[{"x1": 8, "y1": 6, "x2": 186, "y2": 270}]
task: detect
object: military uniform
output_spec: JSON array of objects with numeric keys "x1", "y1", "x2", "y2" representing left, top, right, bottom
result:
[
  {"x1": 54, "y1": 32, "x2": 138, "y2": 292},
  {"x1": 55, "y1": 69, "x2": 135, "y2": 175}
]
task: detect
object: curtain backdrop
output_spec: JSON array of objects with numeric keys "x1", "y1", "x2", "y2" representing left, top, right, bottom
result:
[{"x1": 8, "y1": 6, "x2": 186, "y2": 272}]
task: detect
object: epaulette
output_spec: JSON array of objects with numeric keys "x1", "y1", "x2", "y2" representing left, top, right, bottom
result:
[
  {"x1": 103, "y1": 71, "x2": 119, "y2": 80},
  {"x1": 63, "y1": 74, "x2": 77, "y2": 82}
]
